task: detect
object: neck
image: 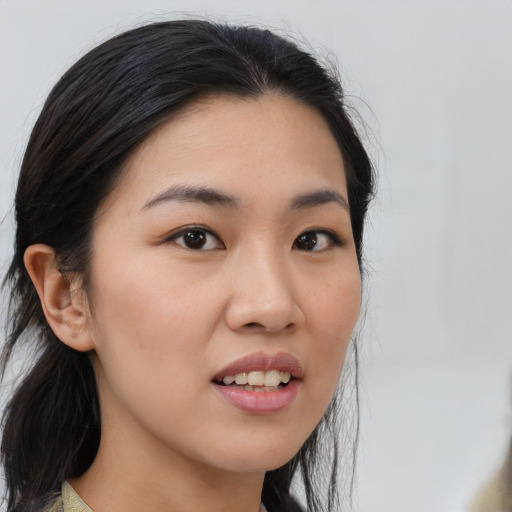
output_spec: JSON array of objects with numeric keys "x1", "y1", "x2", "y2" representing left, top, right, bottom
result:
[{"x1": 70, "y1": 422, "x2": 265, "y2": 512}]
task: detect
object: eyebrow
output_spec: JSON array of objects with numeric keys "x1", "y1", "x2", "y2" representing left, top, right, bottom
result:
[
  {"x1": 142, "y1": 185, "x2": 239, "y2": 210},
  {"x1": 291, "y1": 189, "x2": 350, "y2": 212},
  {"x1": 142, "y1": 185, "x2": 349, "y2": 212}
]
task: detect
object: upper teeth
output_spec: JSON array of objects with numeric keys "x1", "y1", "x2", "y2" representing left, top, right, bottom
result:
[{"x1": 222, "y1": 370, "x2": 291, "y2": 387}]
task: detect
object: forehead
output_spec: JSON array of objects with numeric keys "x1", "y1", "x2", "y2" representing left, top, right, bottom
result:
[{"x1": 102, "y1": 93, "x2": 347, "y2": 213}]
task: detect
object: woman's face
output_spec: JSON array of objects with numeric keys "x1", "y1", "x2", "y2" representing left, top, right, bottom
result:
[{"x1": 84, "y1": 94, "x2": 361, "y2": 474}]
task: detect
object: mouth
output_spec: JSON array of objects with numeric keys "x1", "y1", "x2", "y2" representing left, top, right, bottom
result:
[
  {"x1": 213, "y1": 369, "x2": 293, "y2": 392},
  {"x1": 211, "y1": 352, "x2": 303, "y2": 414}
]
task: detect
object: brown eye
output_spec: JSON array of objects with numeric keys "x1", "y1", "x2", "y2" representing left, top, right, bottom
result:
[
  {"x1": 169, "y1": 228, "x2": 224, "y2": 250},
  {"x1": 293, "y1": 230, "x2": 341, "y2": 251},
  {"x1": 294, "y1": 232, "x2": 318, "y2": 251},
  {"x1": 182, "y1": 231, "x2": 207, "y2": 249}
]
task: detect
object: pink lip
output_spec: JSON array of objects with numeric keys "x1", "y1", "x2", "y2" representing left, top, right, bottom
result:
[
  {"x1": 212, "y1": 351, "x2": 303, "y2": 381},
  {"x1": 211, "y1": 352, "x2": 303, "y2": 415},
  {"x1": 212, "y1": 380, "x2": 300, "y2": 414}
]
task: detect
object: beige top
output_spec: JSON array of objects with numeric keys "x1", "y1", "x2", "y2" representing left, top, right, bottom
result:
[
  {"x1": 46, "y1": 481, "x2": 268, "y2": 512},
  {"x1": 46, "y1": 482, "x2": 92, "y2": 512},
  {"x1": 468, "y1": 467, "x2": 509, "y2": 512}
]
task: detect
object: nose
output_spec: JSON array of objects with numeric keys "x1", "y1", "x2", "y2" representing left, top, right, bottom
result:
[{"x1": 224, "y1": 245, "x2": 305, "y2": 334}]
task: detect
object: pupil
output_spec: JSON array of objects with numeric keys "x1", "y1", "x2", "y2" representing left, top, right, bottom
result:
[
  {"x1": 297, "y1": 233, "x2": 317, "y2": 250},
  {"x1": 184, "y1": 231, "x2": 206, "y2": 249}
]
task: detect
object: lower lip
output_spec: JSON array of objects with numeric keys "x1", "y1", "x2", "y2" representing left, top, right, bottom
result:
[{"x1": 211, "y1": 380, "x2": 300, "y2": 414}]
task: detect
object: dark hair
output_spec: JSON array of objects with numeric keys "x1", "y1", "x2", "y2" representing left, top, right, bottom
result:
[{"x1": 1, "y1": 19, "x2": 374, "y2": 512}]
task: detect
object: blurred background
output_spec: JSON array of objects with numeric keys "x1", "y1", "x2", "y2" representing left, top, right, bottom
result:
[{"x1": 1, "y1": 1, "x2": 511, "y2": 511}]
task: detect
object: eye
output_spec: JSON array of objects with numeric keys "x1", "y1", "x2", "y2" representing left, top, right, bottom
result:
[
  {"x1": 167, "y1": 227, "x2": 224, "y2": 250},
  {"x1": 293, "y1": 230, "x2": 342, "y2": 252}
]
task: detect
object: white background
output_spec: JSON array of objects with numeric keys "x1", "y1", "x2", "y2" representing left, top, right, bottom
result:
[{"x1": 1, "y1": 1, "x2": 511, "y2": 511}]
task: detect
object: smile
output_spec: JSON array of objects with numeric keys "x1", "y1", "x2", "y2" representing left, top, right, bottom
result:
[
  {"x1": 219, "y1": 370, "x2": 292, "y2": 391},
  {"x1": 211, "y1": 352, "x2": 302, "y2": 414}
]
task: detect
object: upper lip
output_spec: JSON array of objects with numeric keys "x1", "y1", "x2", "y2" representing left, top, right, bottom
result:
[{"x1": 212, "y1": 352, "x2": 304, "y2": 382}]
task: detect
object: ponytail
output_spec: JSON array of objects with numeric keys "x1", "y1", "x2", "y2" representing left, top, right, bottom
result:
[{"x1": 1, "y1": 331, "x2": 100, "y2": 511}]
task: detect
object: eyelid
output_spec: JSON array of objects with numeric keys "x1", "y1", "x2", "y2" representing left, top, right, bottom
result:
[
  {"x1": 294, "y1": 228, "x2": 344, "y2": 251},
  {"x1": 163, "y1": 224, "x2": 225, "y2": 249},
  {"x1": 160, "y1": 225, "x2": 344, "y2": 251}
]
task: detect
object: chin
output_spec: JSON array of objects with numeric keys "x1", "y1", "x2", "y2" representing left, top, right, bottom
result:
[{"x1": 211, "y1": 438, "x2": 305, "y2": 474}]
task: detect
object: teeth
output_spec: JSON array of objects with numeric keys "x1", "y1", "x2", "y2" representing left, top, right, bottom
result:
[
  {"x1": 264, "y1": 370, "x2": 281, "y2": 387},
  {"x1": 247, "y1": 371, "x2": 265, "y2": 386},
  {"x1": 234, "y1": 372, "x2": 247, "y2": 385},
  {"x1": 244, "y1": 385, "x2": 280, "y2": 392},
  {"x1": 222, "y1": 370, "x2": 292, "y2": 387},
  {"x1": 280, "y1": 371, "x2": 291, "y2": 384}
]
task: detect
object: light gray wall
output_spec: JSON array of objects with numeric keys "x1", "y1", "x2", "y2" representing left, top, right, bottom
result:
[{"x1": 1, "y1": 2, "x2": 511, "y2": 511}]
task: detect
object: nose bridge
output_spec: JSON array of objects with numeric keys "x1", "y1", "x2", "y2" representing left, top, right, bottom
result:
[
  {"x1": 247, "y1": 241, "x2": 289, "y2": 297},
  {"x1": 225, "y1": 239, "x2": 304, "y2": 333}
]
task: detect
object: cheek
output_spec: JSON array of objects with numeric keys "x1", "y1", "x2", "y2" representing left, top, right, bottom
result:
[
  {"x1": 309, "y1": 262, "x2": 361, "y2": 334},
  {"x1": 86, "y1": 250, "x2": 222, "y2": 376},
  {"x1": 92, "y1": 243, "x2": 208, "y2": 318},
  {"x1": 85, "y1": 255, "x2": 221, "y2": 428},
  {"x1": 305, "y1": 267, "x2": 361, "y2": 396}
]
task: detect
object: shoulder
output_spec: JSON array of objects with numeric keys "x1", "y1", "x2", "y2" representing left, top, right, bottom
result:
[
  {"x1": 42, "y1": 495, "x2": 63, "y2": 512},
  {"x1": 42, "y1": 482, "x2": 92, "y2": 512},
  {"x1": 469, "y1": 467, "x2": 509, "y2": 512}
]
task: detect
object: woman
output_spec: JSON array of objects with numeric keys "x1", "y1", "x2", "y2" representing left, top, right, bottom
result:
[{"x1": 1, "y1": 20, "x2": 374, "y2": 512}]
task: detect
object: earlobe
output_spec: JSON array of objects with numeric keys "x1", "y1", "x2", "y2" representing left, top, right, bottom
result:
[{"x1": 24, "y1": 244, "x2": 95, "y2": 352}]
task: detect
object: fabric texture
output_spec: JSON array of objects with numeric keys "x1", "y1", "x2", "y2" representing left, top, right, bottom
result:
[
  {"x1": 45, "y1": 481, "x2": 269, "y2": 512},
  {"x1": 45, "y1": 482, "x2": 92, "y2": 512}
]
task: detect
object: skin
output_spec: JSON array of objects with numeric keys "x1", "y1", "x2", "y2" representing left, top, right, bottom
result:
[{"x1": 25, "y1": 94, "x2": 361, "y2": 512}]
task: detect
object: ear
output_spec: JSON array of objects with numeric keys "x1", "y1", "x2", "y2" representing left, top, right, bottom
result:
[{"x1": 24, "y1": 244, "x2": 95, "y2": 352}]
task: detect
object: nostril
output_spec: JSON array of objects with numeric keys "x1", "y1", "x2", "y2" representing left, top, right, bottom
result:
[{"x1": 242, "y1": 321, "x2": 297, "y2": 333}]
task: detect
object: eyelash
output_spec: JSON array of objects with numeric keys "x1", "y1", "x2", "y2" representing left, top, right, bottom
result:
[
  {"x1": 164, "y1": 225, "x2": 344, "y2": 252},
  {"x1": 293, "y1": 230, "x2": 343, "y2": 251},
  {"x1": 164, "y1": 225, "x2": 224, "y2": 250}
]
